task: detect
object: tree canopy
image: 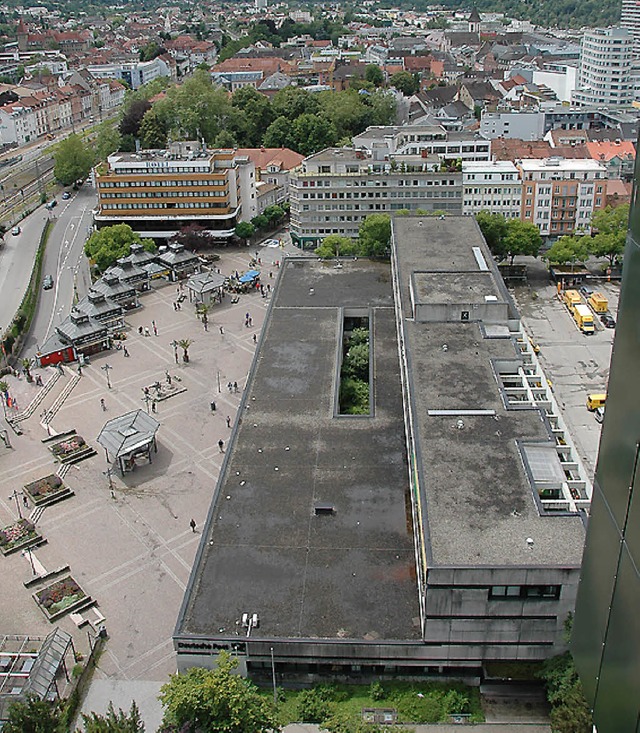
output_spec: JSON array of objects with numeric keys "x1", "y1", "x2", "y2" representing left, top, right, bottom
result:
[
  {"x1": 544, "y1": 235, "x2": 590, "y2": 268},
  {"x1": 81, "y1": 701, "x2": 145, "y2": 733},
  {"x1": 390, "y1": 71, "x2": 420, "y2": 96},
  {"x1": 476, "y1": 212, "x2": 541, "y2": 263},
  {"x1": 53, "y1": 134, "x2": 94, "y2": 186},
  {"x1": 359, "y1": 214, "x2": 391, "y2": 258},
  {"x1": 84, "y1": 224, "x2": 155, "y2": 272},
  {"x1": 589, "y1": 204, "x2": 628, "y2": 266},
  {"x1": 3, "y1": 694, "x2": 63, "y2": 733},
  {"x1": 158, "y1": 652, "x2": 277, "y2": 733},
  {"x1": 127, "y1": 78, "x2": 395, "y2": 156}
]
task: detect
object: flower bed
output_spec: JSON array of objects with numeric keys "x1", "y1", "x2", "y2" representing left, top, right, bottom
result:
[
  {"x1": 50, "y1": 435, "x2": 87, "y2": 459},
  {"x1": 48, "y1": 434, "x2": 96, "y2": 465},
  {"x1": 24, "y1": 474, "x2": 67, "y2": 505},
  {"x1": 33, "y1": 576, "x2": 87, "y2": 621},
  {"x1": 0, "y1": 518, "x2": 42, "y2": 556}
]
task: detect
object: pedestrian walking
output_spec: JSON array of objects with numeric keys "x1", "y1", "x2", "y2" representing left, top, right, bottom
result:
[
  {"x1": 226, "y1": 415, "x2": 231, "y2": 428},
  {"x1": 248, "y1": 316, "x2": 253, "y2": 327},
  {"x1": 77, "y1": 364, "x2": 82, "y2": 375},
  {"x1": 246, "y1": 312, "x2": 250, "y2": 322},
  {"x1": 190, "y1": 518, "x2": 197, "y2": 533},
  {"x1": 138, "y1": 326, "x2": 144, "y2": 335},
  {"x1": 253, "y1": 334, "x2": 257, "y2": 344},
  {"x1": 218, "y1": 439, "x2": 224, "y2": 453},
  {"x1": 151, "y1": 400, "x2": 157, "y2": 413},
  {"x1": 123, "y1": 346, "x2": 129, "y2": 357},
  {"x1": 233, "y1": 381, "x2": 239, "y2": 393},
  {"x1": 227, "y1": 382, "x2": 233, "y2": 393},
  {"x1": 23, "y1": 495, "x2": 28, "y2": 508},
  {"x1": 144, "y1": 327, "x2": 150, "y2": 337},
  {"x1": 244, "y1": 319, "x2": 249, "y2": 328},
  {"x1": 219, "y1": 325, "x2": 224, "y2": 334},
  {"x1": 152, "y1": 320, "x2": 158, "y2": 336},
  {"x1": 100, "y1": 398, "x2": 106, "y2": 411},
  {"x1": 267, "y1": 283, "x2": 271, "y2": 292},
  {"x1": 210, "y1": 401, "x2": 216, "y2": 412}
]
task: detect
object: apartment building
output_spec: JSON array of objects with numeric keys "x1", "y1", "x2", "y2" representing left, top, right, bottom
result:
[
  {"x1": 86, "y1": 56, "x2": 174, "y2": 91},
  {"x1": 289, "y1": 147, "x2": 462, "y2": 248},
  {"x1": 353, "y1": 124, "x2": 491, "y2": 162},
  {"x1": 621, "y1": 0, "x2": 640, "y2": 57},
  {"x1": 517, "y1": 158, "x2": 607, "y2": 237},
  {"x1": 462, "y1": 161, "x2": 522, "y2": 218},
  {"x1": 94, "y1": 141, "x2": 252, "y2": 242},
  {"x1": 572, "y1": 27, "x2": 634, "y2": 108}
]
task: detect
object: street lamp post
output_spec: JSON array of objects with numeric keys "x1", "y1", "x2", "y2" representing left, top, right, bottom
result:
[
  {"x1": 101, "y1": 363, "x2": 113, "y2": 389},
  {"x1": 8, "y1": 489, "x2": 24, "y2": 519}
]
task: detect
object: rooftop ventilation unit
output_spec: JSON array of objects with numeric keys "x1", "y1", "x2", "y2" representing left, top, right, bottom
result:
[{"x1": 314, "y1": 504, "x2": 335, "y2": 515}]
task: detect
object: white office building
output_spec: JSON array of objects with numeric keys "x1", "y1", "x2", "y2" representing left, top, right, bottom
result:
[
  {"x1": 572, "y1": 27, "x2": 634, "y2": 108},
  {"x1": 621, "y1": 0, "x2": 640, "y2": 57},
  {"x1": 462, "y1": 161, "x2": 522, "y2": 218}
]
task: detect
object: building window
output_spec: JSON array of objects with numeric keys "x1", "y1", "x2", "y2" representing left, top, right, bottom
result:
[{"x1": 489, "y1": 585, "x2": 561, "y2": 600}]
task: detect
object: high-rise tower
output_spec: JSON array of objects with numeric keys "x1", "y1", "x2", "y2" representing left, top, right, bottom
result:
[{"x1": 571, "y1": 145, "x2": 640, "y2": 732}]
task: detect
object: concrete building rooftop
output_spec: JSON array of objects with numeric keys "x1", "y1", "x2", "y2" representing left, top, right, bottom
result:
[
  {"x1": 393, "y1": 216, "x2": 586, "y2": 568},
  {"x1": 178, "y1": 258, "x2": 421, "y2": 642}
]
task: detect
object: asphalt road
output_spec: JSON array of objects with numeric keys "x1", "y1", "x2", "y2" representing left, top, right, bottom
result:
[
  {"x1": 23, "y1": 184, "x2": 96, "y2": 358},
  {"x1": 0, "y1": 208, "x2": 46, "y2": 337}
]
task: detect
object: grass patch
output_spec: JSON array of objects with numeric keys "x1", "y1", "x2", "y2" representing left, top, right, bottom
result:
[{"x1": 259, "y1": 681, "x2": 484, "y2": 727}]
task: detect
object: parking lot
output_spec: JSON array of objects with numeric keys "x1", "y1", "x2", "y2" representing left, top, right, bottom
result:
[{"x1": 511, "y1": 266, "x2": 619, "y2": 477}]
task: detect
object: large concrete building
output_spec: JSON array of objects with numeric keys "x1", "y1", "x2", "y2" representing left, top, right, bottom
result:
[
  {"x1": 572, "y1": 27, "x2": 635, "y2": 108},
  {"x1": 571, "y1": 146, "x2": 640, "y2": 732},
  {"x1": 517, "y1": 157, "x2": 607, "y2": 237},
  {"x1": 174, "y1": 217, "x2": 590, "y2": 680},
  {"x1": 94, "y1": 141, "x2": 251, "y2": 242},
  {"x1": 462, "y1": 161, "x2": 522, "y2": 218},
  {"x1": 353, "y1": 124, "x2": 491, "y2": 162},
  {"x1": 621, "y1": 0, "x2": 640, "y2": 57},
  {"x1": 289, "y1": 148, "x2": 463, "y2": 248}
]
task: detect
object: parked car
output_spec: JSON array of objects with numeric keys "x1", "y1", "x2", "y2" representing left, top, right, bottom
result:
[
  {"x1": 594, "y1": 406, "x2": 606, "y2": 423},
  {"x1": 43, "y1": 275, "x2": 54, "y2": 290},
  {"x1": 579, "y1": 285, "x2": 593, "y2": 297},
  {"x1": 11, "y1": 226, "x2": 20, "y2": 235},
  {"x1": 61, "y1": 191, "x2": 71, "y2": 200},
  {"x1": 45, "y1": 199, "x2": 57, "y2": 209},
  {"x1": 600, "y1": 314, "x2": 616, "y2": 328}
]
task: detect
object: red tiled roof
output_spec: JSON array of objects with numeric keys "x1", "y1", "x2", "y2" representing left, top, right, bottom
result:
[
  {"x1": 235, "y1": 147, "x2": 304, "y2": 171},
  {"x1": 585, "y1": 140, "x2": 635, "y2": 162}
]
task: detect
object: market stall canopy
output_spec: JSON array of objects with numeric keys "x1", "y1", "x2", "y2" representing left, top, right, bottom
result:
[{"x1": 239, "y1": 269, "x2": 260, "y2": 283}]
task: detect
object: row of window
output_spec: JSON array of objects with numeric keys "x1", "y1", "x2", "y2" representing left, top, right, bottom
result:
[
  {"x1": 101, "y1": 202, "x2": 229, "y2": 210},
  {"x1": 468, "y1": 201, "x2": 520, "y2": 209},
  {"x1": 100, "y1": 179, "x2": 226, "y2": 188},
  {"x1": 111, "y1": 166, "x2": 215, "y2": 175},
  {"x1": 465, "y1": 174, "x2": 516, "y2": 181},
  {"x1": 464, "y1": 187, "x2": 521, "y2": 195},
  {"x1": 488, "y1": 585, "x2": 561, "y2": 600},
  {"x1": 100, "y1": 190, "x2": 228, "y2": 199}
]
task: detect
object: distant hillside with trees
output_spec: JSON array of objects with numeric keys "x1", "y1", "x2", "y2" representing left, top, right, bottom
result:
[{"x1": 407, "y1": 0, "x2": 621, "y2": 28}]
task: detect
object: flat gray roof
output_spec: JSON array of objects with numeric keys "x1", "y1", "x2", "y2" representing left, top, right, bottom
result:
[
  {"x1": 393, "y1": 216, "x2": 585, "y2": 567},
  {"x1": 178, "y1": 259, "x2": 421, "y2": 642},
  {"x1": 413, "y1": 271, "x2": 502, "y2": 305}
]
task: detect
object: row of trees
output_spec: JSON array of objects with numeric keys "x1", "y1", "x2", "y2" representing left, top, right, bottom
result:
[
  {"x1": 116, "y1": 72, "x2": 396, "y2": 156},
  {"x1": 315, "y1": 214, "x2": 392, "y2": 259},
  {"x1": 476, "y1": 205, "x2": 628, "y2": 268},
  {"x1": 234, "y1": 204, "x2": 288, "y2": 243}
]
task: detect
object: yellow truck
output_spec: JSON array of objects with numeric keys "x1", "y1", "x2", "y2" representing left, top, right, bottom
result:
[
  {"x1": 587, "y1": 393, "x2": 607, "y2": 411},
  {"x1": 574, "y1": 304, "x2": 595, "y2": 334},
  {"x1": 588, "y1": 292, "x2": 608, "y2": 314},
  {"x1": 563, "y1": 289, "x2": 582, "y2": 311}
]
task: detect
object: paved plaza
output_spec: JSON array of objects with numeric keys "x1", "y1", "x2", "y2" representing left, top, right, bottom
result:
[{"x1": 0, "y1": 240, "x2": 293, "y2": 720}]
